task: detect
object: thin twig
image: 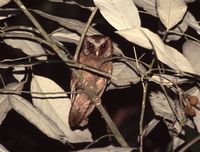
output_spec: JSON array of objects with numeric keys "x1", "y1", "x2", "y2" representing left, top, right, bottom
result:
[
  {"x1": 168, "y1": 30, "x2": 200, "y2": 43},
  {"x1": 74, "y1": 7, "x2": 98, "y2": 61},
  {"x1": 95, "y1": 102, "x2": 129, "y2": 147},
  {"x1": 85, "y1": 134, "x2": 114, "y2": 149},
  {"x1": 0, "y1": 89, "x2": 80, "y2": 95},
  {"x1": 139, "y1": 80, "x2": 148, "y2": 152},
  {"x1": 1, "y1": 25, "x2": 40, "y2": 34},
  {"x1": 179, "y1": 135, "x2": 200, "y2": 152},
  {"x1": 139, "y1": 28, "x2": 184, "y2": 126}
]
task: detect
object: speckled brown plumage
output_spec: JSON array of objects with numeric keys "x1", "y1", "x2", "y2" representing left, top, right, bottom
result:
[{"x1": 69, "y1": 35, "x2": 113, "y2": 128}]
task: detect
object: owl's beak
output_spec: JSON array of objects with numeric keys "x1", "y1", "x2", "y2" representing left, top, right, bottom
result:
[{"x1": 96, "y1": 50, "x2": 99, "y2": 57}]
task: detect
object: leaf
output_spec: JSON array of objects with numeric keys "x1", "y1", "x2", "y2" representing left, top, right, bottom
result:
[
  {"x1": 31, "y1": 75, "x2": 92, "y2": 143},
  {"x1": 0, "y1": 93, "x2": 11, "y2": 125},
  {"x1": 0, "y1": 0, "x2": 11, "y2": 7},
  {"x1": 116, "y1": 27, "x2": 165, "y2": 49},
  {"x1": 116, "y1": 27, "x2": 195, "y2": 73},
  {"x1": 0, "y1": 144, "x2": 9, "y2": 152},
  {"x1": 156, "y1": 0, "x2": 187, "y2": 30},
  {"x1": 164, "y1": 45, "x2": 195, "y2": 73},
  {"x1": 133, "y1": 0, "x2": 157, "y2": 17},
  {"x1": 9, "y1": 95, "x2": 68, "y2": 143},
  {"x1": 158, "y1": 20, "x2": 188, "y2": 42},
  {"x1": 12, "y1": 67, "x2": 25, "y2": 82},
  {"x1": 0, "y1": 82, "x2": 24, "y2": 125},
  {"x1": 184, "y1": 12, "x2": 200, "y2": 35},
  {"x1": 33, "y1": 10, "x2": 124, "y2": 55},
  {"x1": 107, "y1": 62, "x2": 146, "y2": 90},
  {"x1": 173, "y1": 136, "x2": 185, "y2": 151},
  {"x1": 33, "y1": 9, "x2": 99, "y2": 35},
  {"x1": 51, "y1": 28, "x2": 80, "y2": 44},
  {"x1": 4, "y1": 31, "x2": 47, "y2": 60},
  {"x1": 150, "y1": 91, "x2": 185, "y2": 134},
  {"x1": 143, "y1": 119, "x2": 160, "y2": 136},
  {"x1": 77, "y1": 145, "x2": 135, "y2": 152},
  {"x1": 94, "y1": 0, "x2": 141, "y2": 30},
  {"x1": 183, "y1": 40, "x2": 200, "y2": 74}
]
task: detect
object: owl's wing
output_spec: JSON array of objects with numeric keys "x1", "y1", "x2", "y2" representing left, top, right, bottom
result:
[{"x1": 69, "y1": 62, "x2": 112, "y2": 128}]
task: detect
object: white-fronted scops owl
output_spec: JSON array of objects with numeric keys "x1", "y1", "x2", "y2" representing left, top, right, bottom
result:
[{"x1": 69, "y1": 35, "x2": 113, "y2": 128}]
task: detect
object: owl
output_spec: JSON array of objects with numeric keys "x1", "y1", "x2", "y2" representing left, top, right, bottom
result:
[{"x1": 69, "y1": 35, "x2": 113, "y2": 128}]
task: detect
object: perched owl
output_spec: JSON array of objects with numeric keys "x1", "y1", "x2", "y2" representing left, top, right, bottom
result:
[{"x1": 69, "y1": 35, "x2": 113, "y2": 128}]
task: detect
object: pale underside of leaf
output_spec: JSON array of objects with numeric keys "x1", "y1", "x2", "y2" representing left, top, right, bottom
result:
[
  {"x1": 12, "y1": 67, "x2": 25, "y2": 82},
  {"x1": 116, "y1": 27, "x2": 195, "y2": 73},
  {"x1": 182, "y1": 40, "x2": 200, "y2": 74},
  {"x1": 0, "y1": 95, "x2": 11, "y2": 125},
  {"x1": 132, "y1": 0, "x2": 157, "y2": 17},
  {"x1": 156, "y1": 0, "x2": 187, "y2": 30},
  {"x1": 107, "y1": 62, "x2": 146, "y2": 90},
  {"x1": 184, "y1": 12, "x2": 200, "y2": 35},
  {"x1": 0, "y1": 82, "x2": 25, "y2": 125},
  {"x1": 150, "y1": 91, "x2": 185, "y2": 134},
  {"x1": 4, "y1": 31, "x2": 46, "y2": 60},
  {"x1": 0, "y1": 0, "x2": 11, "y2": 7},
  {"x1": 51, "y1": 28, "x2": 80, "y2": 44},
  {"x1": 159, "y1": 20, "x2": 188, "y2": 42},
  {"x1": 0, "y1": 144, "x2": 9, "y2": 152},
  {"x1": 94, "y1": 0, "x2": 141, "y2": 30},
  {"x1": 31, "y1": 75, "x2": 92, "y2": 143},
  {"x1": 33, "y1": 9, "x2": 124, "y2": 55},
  {"x1": 9, "y1": 95, "x2": 67, "y2": 143}
]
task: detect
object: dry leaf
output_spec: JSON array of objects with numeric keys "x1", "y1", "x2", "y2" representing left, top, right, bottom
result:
[
  {"x1": 156, "y1": 0, "x2": 187, "y2": 30},
  {"x1": 31, "y1": 75, "x2": 92, "y2": 143},
  {"x1": 94, "y1": 0, "x2": 141, "y2": 30}
]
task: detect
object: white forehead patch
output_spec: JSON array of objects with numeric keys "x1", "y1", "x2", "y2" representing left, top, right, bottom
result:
[{"x1": 87, "y1": 36, "x2": 108, "y2": 47}]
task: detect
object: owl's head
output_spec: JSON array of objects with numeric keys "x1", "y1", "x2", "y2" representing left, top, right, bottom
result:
[{"x1": 82, "y1": 35, "x2": 113, "y2": 58}]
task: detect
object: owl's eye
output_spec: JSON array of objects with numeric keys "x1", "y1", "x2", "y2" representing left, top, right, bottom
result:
[
  {"x1": 88, "y1": 43, "x2": 94, "y2": 49},
  {"x1": 100, "y1": 43, "x2": 107, "y2": 49}
]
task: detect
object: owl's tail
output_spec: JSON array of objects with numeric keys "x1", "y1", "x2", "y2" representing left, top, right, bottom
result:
[{"x1": 69, "y1": 93, "x2": 95, "y2": 128}]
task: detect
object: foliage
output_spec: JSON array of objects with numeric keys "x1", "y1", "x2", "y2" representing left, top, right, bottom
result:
[{"x1": 0, "y1": 0, "x2": 200, "y2": 151}]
